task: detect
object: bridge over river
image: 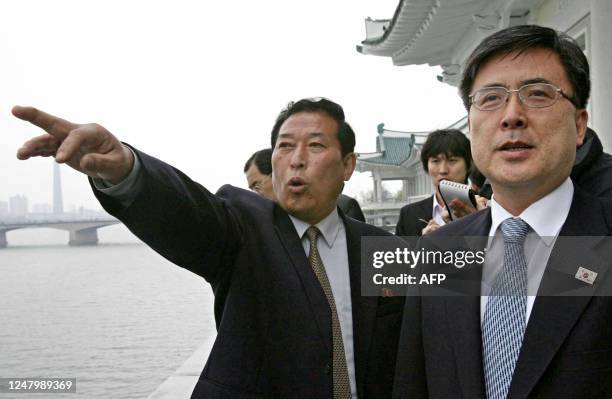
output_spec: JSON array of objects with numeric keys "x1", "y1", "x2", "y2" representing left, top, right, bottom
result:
[
  {"x1": 2, "y1": 163, "x2": 123, "y2": 248},
  {"x1": 0, "y1": 215, "x2": 120, "y2": 248}
]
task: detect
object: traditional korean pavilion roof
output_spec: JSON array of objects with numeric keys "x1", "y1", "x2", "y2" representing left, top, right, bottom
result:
[
  {"x1": 357, "y1": 0, "x2": 533, "y2": 85},
  {"x1": 356, "y1": 123, "x2": 428, "y2": 171},
  {"x1": 356, "y1": 116, "x2": 468, "y2": 172}
]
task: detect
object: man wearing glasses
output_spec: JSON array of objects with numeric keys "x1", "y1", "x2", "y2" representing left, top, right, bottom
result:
[{"x1": 393, "y1": 25, "x2": 612, "y2": 398}]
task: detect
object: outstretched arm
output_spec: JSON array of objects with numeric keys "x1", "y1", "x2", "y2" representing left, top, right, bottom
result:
[
  {"x1": 13, "y1": 106, "x2": 133, "y2": 184},
  {"x1": 14, "y1": 106, "x2": 241, "y2": 284}
]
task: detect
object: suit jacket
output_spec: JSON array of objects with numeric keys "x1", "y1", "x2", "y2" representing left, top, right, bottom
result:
[
  {"x1": 338, "y1": 194, "x2": 366, "y2": 223},
  {"x1": 395, "y1": 195, "x2": 433, "y2": 237},
  {"x1": 572, "y1": 127, "x2": 612, "y2": 198},
  {"x1": 93, "y1": 149, "x2": 405, "y2": 399},
  {"x1": 393, "y1": 188, "x2": 612, "y2": 399}
]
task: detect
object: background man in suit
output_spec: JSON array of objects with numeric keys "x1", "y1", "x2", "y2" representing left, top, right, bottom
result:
[
  {"x1": 336, "y1": 194, "x2": 366, "y2": 223},
  {"x1": 14, "y1": 98, "x2": 404, "y2": 398},
  {"x1": 393, "y1": 25, "x2": 612, "y2": 398},
  {"x1": 244, "y1": 147, "x2": 366, "y2": 221},
  {"x1": 395, "y1": 128, "x2": 473, "y2": 237},
  {"x1": 244, "y1": 148, "x2": 275, "y2": 200}
]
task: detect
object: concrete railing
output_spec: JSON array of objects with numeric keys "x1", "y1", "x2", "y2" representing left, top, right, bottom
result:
[{"x1": 147, "y1": 334, "x2": 216, "y2": 399}]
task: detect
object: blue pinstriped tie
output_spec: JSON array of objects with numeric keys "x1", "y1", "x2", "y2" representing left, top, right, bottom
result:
[{"x1": 482, "y1": 217, "x2": 529, "y2": 399}]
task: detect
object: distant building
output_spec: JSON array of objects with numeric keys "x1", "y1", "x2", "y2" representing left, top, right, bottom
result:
[
  {"x1": 0, "y1": 201, "x2": 8, "y2": 218},
  {"x1": 356, "y1": 118, "x2": 467, "y2": 230},
  {"x1": 9, "y1": 195, "x2": 28, "y2": 218},
  {"x1": 53, "y1": 163, "x2": 64, "y2": 214}
]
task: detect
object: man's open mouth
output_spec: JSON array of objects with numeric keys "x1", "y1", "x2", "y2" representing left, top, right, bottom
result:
[
  {"x1": 498, "y1": 141, "x2": 533, "y2": 151},
  {"x1": 288, "y1": 177, "x2": 307, "y2": 193}
]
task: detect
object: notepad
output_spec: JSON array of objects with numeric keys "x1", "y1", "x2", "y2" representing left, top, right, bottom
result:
[{"x1": 437, "y1": 179, "x2": 477, "y2": 221}]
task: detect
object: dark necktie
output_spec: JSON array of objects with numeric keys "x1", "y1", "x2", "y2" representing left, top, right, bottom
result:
[{"x1": 306, "y1": 226, "x2": 351, "y2": 399}]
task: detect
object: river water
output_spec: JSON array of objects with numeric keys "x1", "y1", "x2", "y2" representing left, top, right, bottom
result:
[{"x1": 0, "y1": 226, "x2": 215, "y2": 398}]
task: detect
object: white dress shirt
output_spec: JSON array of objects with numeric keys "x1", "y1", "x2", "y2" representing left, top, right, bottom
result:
[
  {"x1": 432, "y1": 194, "x2": 447, "y2": 227},
  {"x1": 289, "y1": 210, "x2": 357, "y2": 399},
  {"x1": 481, "y1": 178, "x2": 574, "y2": 325}
]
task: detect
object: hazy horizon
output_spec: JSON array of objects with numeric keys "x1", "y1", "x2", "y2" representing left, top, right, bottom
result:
[{"x1": 1, "y1": 1, "x2": 466, "y2": 210}]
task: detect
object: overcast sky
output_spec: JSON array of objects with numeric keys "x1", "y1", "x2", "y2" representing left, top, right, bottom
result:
[{"x1": 0, "y1": 0, "x2": 466, "y2": 211}]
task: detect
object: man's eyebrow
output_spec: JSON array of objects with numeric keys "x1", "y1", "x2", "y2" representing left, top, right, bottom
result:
[
  {"x1": 478, "y1": 78, "x2": 552, "y2": 90},
  {"x1": 519, "y1": 77, "x2": 551, "y2": 86},
  {"x1": 477, "y1": 82, "x2": 507, "y2": 90}
]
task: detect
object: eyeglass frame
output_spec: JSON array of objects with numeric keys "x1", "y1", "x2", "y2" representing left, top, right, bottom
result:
[{"x1": 468, "y1": 82, "x2": 579, "y2": 111}]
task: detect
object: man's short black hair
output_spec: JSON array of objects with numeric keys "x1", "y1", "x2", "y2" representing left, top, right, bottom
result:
[
  {"x1": 270, "y1": 98, "x2": 356, "y2": 157},
  {"x1": 460, "y1": 25, "x2": 590, "y2": 110},
  {"x1": 244, "y1": 148, "x2": 272, "y2": 175},
  {"x1": 421, "y1": 129, "x2": 472, "y2": 180}
]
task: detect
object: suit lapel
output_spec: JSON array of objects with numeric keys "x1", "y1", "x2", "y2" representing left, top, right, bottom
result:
[
  {"x1": 509, "y1": 190, "x2": 612, "y2": 399},
  {"x1": 422, "y1": 194, "x2": 434, "y2": 220},
  {"x1": 443, "y1": 208, "x2": 491, "y2": 399},
  {"x1": 343, "y1": 214, "x2": 377, "y2": 398},
  {"x1": 273, "y1": 205, "x2": 332, "y2": 354},
  {"x1": 445, "y1": 295, "x2": 486, "y2": 398},
  {"x1": 416, "y1": 196, "x2": 434, "y2": 236}
]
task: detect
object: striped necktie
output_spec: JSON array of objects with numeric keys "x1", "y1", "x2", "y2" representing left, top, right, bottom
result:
[{"x1": 482, "y1": 217, "x2": 529, "y2": 399}]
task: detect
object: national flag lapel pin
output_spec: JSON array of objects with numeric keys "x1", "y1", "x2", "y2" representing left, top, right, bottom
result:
[{"x1": 575, "y1": 267, "x2": 598, "y2": 285}]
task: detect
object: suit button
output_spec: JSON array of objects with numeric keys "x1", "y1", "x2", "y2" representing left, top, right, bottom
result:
[{"x1": 324, "y1": 363, "x2": 331, "y2": 375}]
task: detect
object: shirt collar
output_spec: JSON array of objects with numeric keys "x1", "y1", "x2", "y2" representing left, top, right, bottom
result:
[
  {"x1": 489, "y1": 178, "x2": 573, "y2": 246},
  {"x1": 289, "y1": 208, "x2": 342, "y2": 248},
  {"x1": 432, "y1": 193, "x2": 444, "y2": 213},
  {"x1": 431, "y1": 193, "x2": 447, "y2": 226}
]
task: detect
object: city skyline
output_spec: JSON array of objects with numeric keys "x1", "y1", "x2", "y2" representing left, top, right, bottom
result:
[{"x1": 1, "y1": 162, "x2": 102, "y2": 218}]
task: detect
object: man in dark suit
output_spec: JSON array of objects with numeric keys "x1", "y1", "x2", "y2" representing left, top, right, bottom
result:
[
  {"x1": 14, "y1": 98, "x2": 403, "y2": 398},
  {"x1": 244, "y1": 147, "x2": 366, "y2": 222},
  {"x1": 336, "y1": 194, "x2": 366, "y2": 223},
  {"x1": 395, "y1": 129, "x2": 472, "y2": 237},
  {"x1": 394, "y1": 25, "x2": 612, "y2": 398},
  {"x1": 244, "y1": 148, "x2": 275, "y2": 200}
]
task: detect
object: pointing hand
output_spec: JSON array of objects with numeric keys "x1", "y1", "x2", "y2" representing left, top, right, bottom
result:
[{"x1": 13, "y1": 106, "x2": 134, "y2": 184}]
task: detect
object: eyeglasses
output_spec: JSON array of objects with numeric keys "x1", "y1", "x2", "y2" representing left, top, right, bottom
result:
[{"x1": 469, "y1": 83, "x2": 577, "y2": 111}]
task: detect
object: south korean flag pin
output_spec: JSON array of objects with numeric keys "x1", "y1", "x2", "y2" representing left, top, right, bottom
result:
[{"x1": 575, "y1": 267, "x2": 598, "y2": 285}]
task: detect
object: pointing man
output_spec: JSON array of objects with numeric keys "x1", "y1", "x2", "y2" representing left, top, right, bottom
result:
[{"x1": 15, "y1": 98, "x2": 404, "y2": 398}]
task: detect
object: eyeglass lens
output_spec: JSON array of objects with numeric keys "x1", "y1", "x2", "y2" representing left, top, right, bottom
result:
[{"x1": 472, "y1": 83, "x2": 560, "y2": 110}]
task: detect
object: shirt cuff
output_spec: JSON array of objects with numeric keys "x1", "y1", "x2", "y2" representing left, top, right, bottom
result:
[{"x1": 91, "y1": 146, "x2": 143, "y2": 207}]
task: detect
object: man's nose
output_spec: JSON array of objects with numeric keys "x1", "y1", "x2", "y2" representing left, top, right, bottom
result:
[
  {"x1": 500, "y1": 92, "x2": 527, "y2": 130},
  {"x1": 438, "y1": 161, "x2": 449, "y2": 173},
  {"x1": 290, "y1": 145, "x2": 306, "y2": 168}
]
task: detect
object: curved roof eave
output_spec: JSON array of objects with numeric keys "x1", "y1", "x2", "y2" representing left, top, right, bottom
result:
[
  {"x1": 357, "y1": 0, "x2": 501, "y2": 69},
  {"x1": 358, "y1": 0, "x2": 441, "y2": 56}
]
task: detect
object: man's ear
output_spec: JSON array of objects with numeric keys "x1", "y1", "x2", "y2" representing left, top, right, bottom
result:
[
  {"x1": 342, "y1": 152, "x2": 357, "y2": 181},
  {"x1": 575, "y1": 109, "x2": 588, "y2": 147}
]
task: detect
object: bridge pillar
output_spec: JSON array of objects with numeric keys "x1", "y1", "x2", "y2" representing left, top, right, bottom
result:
[
  {"x1": 0, "y1": 231, "x2": 6, "y2": 248},
  {"x1": 69, "y1": 228, "x2": 99, "y2": 246}
]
